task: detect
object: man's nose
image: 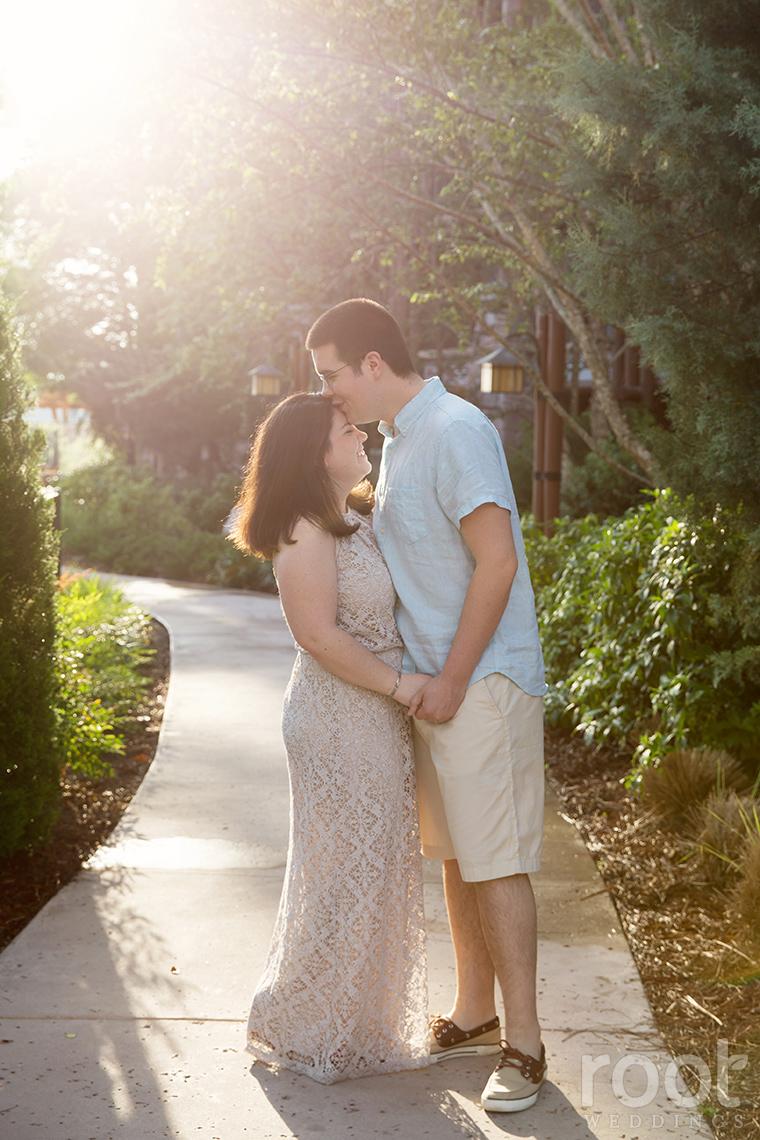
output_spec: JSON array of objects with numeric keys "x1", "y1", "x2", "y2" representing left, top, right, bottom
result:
[{"x1": 320, "y1": 380, "x2": 333, "y2": 397}]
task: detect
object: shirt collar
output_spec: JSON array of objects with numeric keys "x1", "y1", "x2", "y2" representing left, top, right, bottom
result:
[{"x1": 378, "y1": 376, "x2": 444, "y2": 439}]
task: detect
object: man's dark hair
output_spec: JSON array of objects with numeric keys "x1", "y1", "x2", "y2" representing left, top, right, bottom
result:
[{"x1": 305, "y1": 298, "x2": 416, "y2": 378}]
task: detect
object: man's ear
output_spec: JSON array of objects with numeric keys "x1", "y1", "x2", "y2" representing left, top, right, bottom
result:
[{"x1": 364, "y1": 350, "x2": 383, "y2": 377}]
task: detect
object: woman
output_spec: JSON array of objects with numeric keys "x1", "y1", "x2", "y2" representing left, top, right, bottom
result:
[{"x1": 231, "y1": 392, "x2": 430, "y2": 1085}]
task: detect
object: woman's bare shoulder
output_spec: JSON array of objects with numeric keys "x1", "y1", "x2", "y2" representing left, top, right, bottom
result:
[{"x1": 274, "y1": 516, "x2": 334, "y2": 570}]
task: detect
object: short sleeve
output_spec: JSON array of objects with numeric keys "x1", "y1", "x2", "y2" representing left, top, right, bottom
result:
[{"x1": 435, "y1": 419, "x2": 515, "y2": 528}]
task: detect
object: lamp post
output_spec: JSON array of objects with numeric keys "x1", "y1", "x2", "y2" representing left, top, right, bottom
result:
[
  {"x1": 479, "y1": 347, "x2": 526, "y2": 394},
  {"x1": 248, "y1": 363, "x2": 285, "y2": 398}
]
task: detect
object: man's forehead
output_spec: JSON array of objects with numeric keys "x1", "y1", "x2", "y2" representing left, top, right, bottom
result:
[{"x1": 311, "y1": 343, "x2": 341, "y2": 368}]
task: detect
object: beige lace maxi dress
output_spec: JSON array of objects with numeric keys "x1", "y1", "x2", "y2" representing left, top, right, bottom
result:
[{"x1": 246, "y1": 511, "x2": 429, "y2": 1084}]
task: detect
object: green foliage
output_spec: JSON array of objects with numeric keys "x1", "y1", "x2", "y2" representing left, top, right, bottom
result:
[
  {"x1": 55, "y1": 574, "x2": 152, "y2": 778},
  {"x1": 561, "y1": 408, "x2": 665, "y2": 519},
  {"x1": 0, "y1": 300, "x2": 61, "y2": 857},
  {"x1": 561, "y1": 1, "x2": 760, "y2": 518},
  {"x1": 11, "y1": 0, "x2": 760, "y2": 509},
  {"x1": 562, "y1": 441, "x2": 650, "y2": 520},
  {"x1": 524, "y1": 491, "x2": 760, "y2": 779},
  {"x1": 206, "y1": 546, "x2": 276, "y2": 592},
  {"x1": 60, "y1": 462, "x2": 274, "y2": 590},
  {"x1": 61, "y1": 462, "x2": 229, "y2": 581}
]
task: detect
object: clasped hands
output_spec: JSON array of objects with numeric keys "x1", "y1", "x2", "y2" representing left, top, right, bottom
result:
[{"x1": 394, "y1": 672, "x2": 466, "y2": 724}]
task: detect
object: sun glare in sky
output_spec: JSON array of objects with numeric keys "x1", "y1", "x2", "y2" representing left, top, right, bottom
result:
[{"x1": 0, "y1": 0, "x2": 172, "y2": 175}]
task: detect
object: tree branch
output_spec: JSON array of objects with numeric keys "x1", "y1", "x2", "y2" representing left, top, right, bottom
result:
[
  {"x1": 340, "y1": 192, "x2": 653, "y2": 487},
  {"x1": 548, "y1": 0, "x2": 609, "y2": 59},
  {"x1": 575, "y1": 0, "x2": 616, "y2": 57},
  {"x1": 595, "y1": 0, "x2": 639, "y2": 62}
]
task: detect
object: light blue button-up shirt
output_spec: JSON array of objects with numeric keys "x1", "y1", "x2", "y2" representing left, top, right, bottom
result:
[{"x1": 373, "y1": 377, "x2": 546, "y2": 697}]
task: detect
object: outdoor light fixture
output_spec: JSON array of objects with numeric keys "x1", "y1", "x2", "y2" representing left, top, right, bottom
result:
[
  {"x1": 249, "y1": 363, "x2": 285, "y2": 397},
  {"x1": 479, "y1": 347, "x2": 525, "y2": 393}
]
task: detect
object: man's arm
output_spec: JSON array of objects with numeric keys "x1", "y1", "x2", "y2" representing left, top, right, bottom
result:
[{"x1": 409, "y1": 501, "x2": 518, "y2": 723}]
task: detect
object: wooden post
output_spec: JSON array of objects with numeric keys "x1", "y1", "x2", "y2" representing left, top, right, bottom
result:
[
  {"x1": 612, "y1": 328, "x2": 626, "y2": 393},
  {"x1": 640, "y1": 364, "x2": 656, "y2": 408},
  {"x1": 624, "y1": 343, "x2": 640, "y2": 391},
  {"x1": 532, "y1": 312, "x2": 548, "y2": 521},
  {"x1": 543, "y1": 311, "x2": 565, "y2": 523},
  {"x1": 290, "y1": 343, "x2": 312, "y2": 392}
]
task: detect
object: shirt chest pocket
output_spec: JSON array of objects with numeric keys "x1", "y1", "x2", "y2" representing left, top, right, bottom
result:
[{"x1": 385, "y1": 486, "x2": 428, "y2": 544}]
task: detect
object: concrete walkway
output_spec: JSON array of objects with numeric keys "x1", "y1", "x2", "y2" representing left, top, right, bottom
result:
[{"x1": 0, "y1": 578, "x2": 709, "y2": 1139}]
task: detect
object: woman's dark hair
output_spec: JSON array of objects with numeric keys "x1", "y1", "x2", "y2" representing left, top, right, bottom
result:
[
  {"x1": 305, "y1": 298, "x2": 416, "y2": 378},
  {"x1": 230, "y1": 392, "x2": 373, "y2": 561}
]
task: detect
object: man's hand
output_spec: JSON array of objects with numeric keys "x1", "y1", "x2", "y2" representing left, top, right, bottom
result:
[
  {"x1": 394, "y1": 672, "x2": 432, "y2": 708},
  {"x1": 409, "y1": 673, "x2": 467, "y2": 723}
]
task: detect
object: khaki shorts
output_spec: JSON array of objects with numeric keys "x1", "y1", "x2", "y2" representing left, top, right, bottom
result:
[{"x1": 412, "y1": 673, "x2": 544, "y2": 882}]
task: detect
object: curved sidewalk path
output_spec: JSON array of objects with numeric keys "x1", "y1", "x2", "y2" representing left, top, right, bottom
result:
[{"x1": 0, "y1": 577, "x2": 708, "y2": 1139}]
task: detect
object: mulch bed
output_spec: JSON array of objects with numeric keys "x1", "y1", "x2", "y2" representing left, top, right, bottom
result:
[
  {"x1": 0, "y1": 618, "x2": 169, "y2": 954},
  {"x1": 545, "y1": 728, "x2": 760, "y2": 1140},
  {"x1": 1, "y1": 642, "x2": 757, "y2": 1137}
]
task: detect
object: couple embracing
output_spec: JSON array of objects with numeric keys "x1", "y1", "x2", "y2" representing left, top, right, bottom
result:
[{"x1": 232, "y1": 298, "x2": 547, "y2": 1114}]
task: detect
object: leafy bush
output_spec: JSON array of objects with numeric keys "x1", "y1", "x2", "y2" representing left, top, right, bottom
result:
[
  {"x1": 61, "y1": 463, "x2": 223, "y2": 580},
  {"x1": 174, "y1": 472, "x2": 241, "y2": 534},
  {"x1": 206, "y1": 546, "x2": 275, "y2": 591},
  {"x1": 55, "y1": 573, "x2": 153, "y2": 778},
  {"x1": 561, "y1": 406, "x2": 665, "y2": 520},
  {"x1": 524, "y1": 490, "x2": 760, "y2": 780},
  {"x1": 0, "y1": 303, "x2": 61, "y2": 856},
  {"x1": 60, "y1": 463, "x2": 273, "y2": 589}
]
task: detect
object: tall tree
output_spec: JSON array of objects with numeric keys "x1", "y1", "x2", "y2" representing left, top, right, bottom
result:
[{"x1": 560, "y1": 0, "x2": 760, "y2": 515}]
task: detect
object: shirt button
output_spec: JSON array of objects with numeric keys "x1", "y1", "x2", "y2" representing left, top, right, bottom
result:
[{"x1": 380, "y1": 528, "x2": 385, "y2": 534}]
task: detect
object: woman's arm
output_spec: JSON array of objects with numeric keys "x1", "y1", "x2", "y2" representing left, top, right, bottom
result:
[{"x1": 275, "y1": 517, "x2": 426, "y2": 705}]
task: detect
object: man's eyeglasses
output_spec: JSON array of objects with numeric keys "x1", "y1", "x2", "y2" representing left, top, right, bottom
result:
[{"x1": 317, "y1": 358, "x2": 363, "y2": 387}]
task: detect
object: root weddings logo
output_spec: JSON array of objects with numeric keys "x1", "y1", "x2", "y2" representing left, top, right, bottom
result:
[{"x1": 580, "y1": 1040, "x2": 748, "y2": 1130}]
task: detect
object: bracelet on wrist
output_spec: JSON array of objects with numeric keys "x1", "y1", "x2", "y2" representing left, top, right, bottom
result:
[{"x1": 388, "y1": 670, "x2": 402, "y2": 698}]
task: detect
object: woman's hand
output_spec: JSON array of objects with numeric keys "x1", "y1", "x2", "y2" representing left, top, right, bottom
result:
[{"x1": 393, "y1": 673, "x2": 431, "y2": 707}]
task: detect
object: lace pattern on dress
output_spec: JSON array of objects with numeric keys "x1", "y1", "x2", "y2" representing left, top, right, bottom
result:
[{"x1": 246, "y1": 512, "x2": 429, "y2": 1083}]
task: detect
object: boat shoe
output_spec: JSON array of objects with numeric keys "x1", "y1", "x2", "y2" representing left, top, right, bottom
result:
[
  {"x1": 481, "y1": 1040, "x2": 547, "y2": 1112},
  {"x1": 429, "y1": 1014, "x2": 501, "y2": 1062}
]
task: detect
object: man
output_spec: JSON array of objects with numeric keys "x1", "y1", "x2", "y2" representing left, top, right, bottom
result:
[{"x1": 306, "y1": 298, "x2": 547, "y2": 1113}]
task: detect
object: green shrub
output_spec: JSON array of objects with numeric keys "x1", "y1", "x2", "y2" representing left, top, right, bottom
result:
[
  {"x1": 0, "y1": 303, "x2": 61, "y2": 856},
  {"x1": 561, "y1": 406, "x2": 665, "y2": 520},
  {"x1": 524, "y1": 490, "x2": 760, "y2": 780},
  {"x1": 61, "y1": 463, "x2": 224, "y2": 580},
  {"x1": 60, "y1": 463, "x2": 273, "y2": 589},
  {"x1": 207, "y1": 545, "x2": 275, "y2": 591},
  {"x1": 175, "y1": 471, "x2": 241, "y2": 533},
  {"x1": 55, "y1": 573, "x2": 153, "y2": 778},
  {"x1": 561, "y1": 438, "x2": 651, "y2": 520}
]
